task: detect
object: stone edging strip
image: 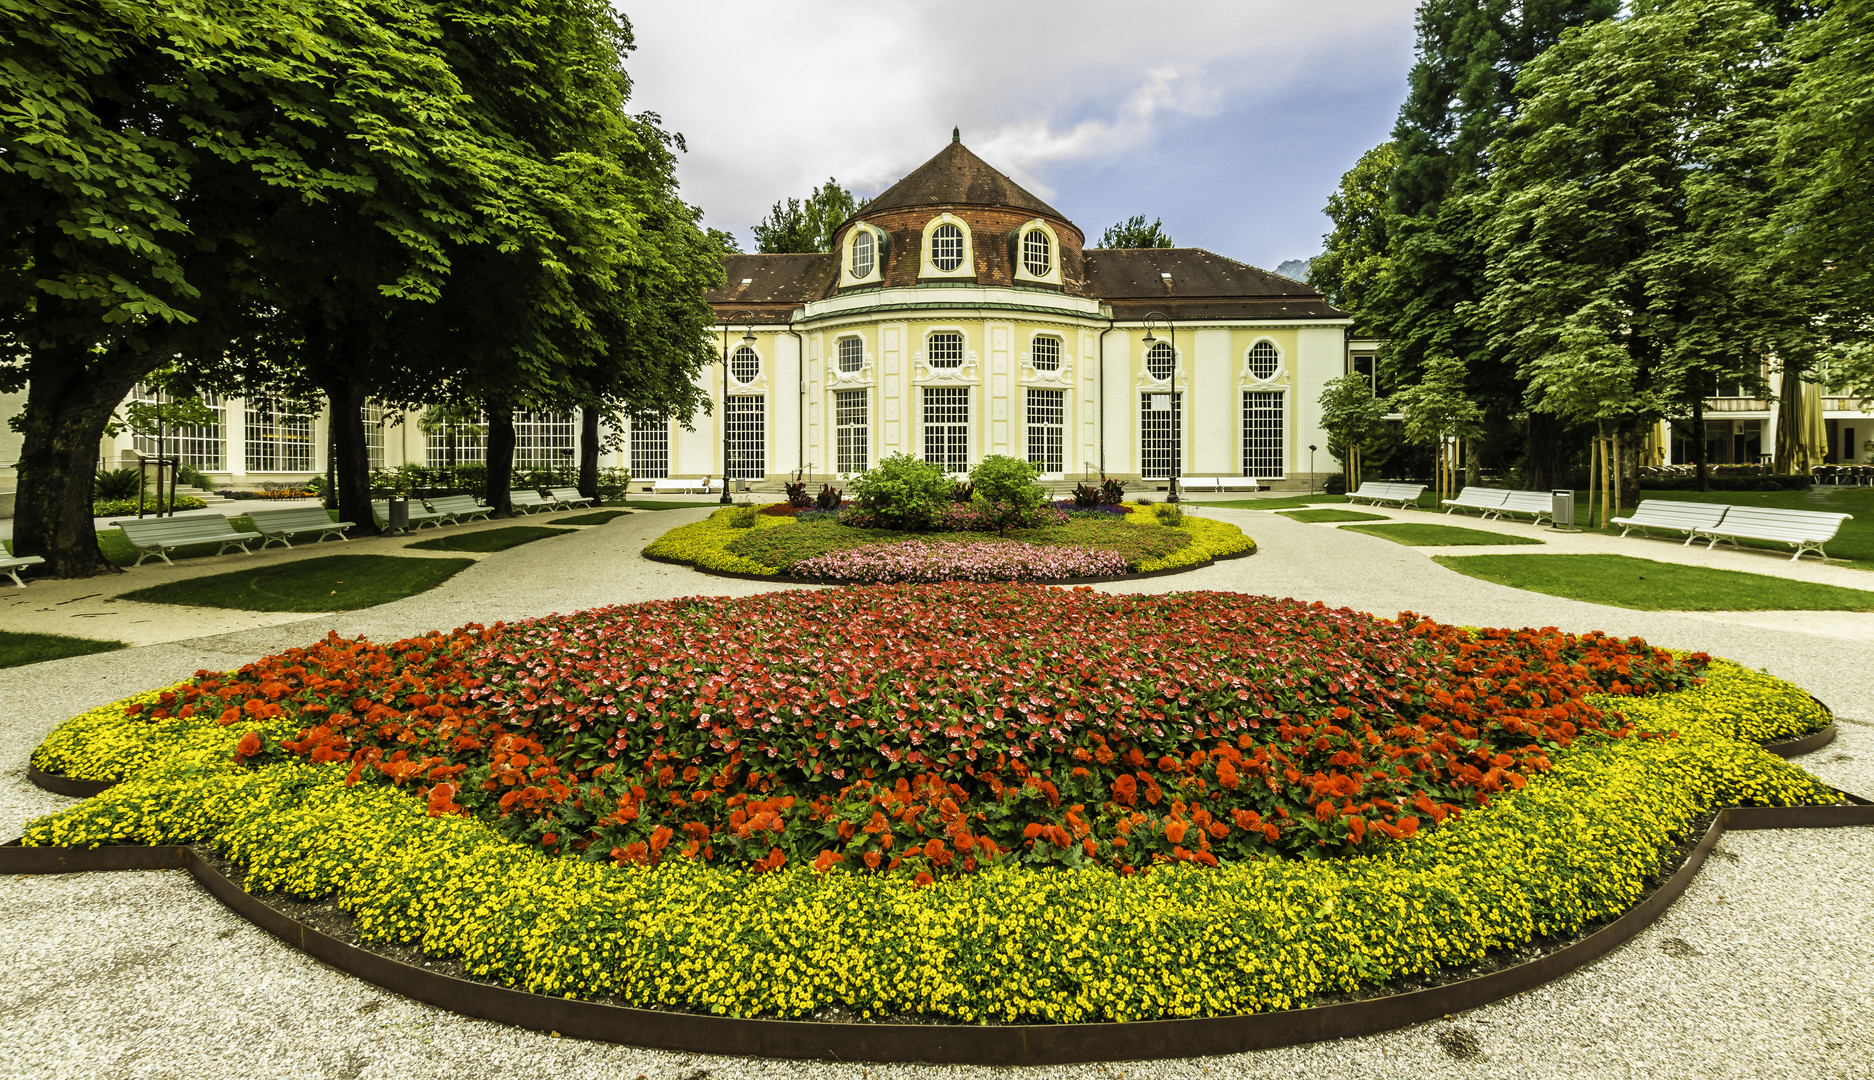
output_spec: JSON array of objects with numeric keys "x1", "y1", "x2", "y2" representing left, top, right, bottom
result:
[{"x1": 8, "y1": 754, "x2": 1869, "y2": 1064}]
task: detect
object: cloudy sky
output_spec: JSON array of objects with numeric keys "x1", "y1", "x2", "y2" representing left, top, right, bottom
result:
[{"x1": 618, "y1": 1, "x2": 1419, "y2": 272}]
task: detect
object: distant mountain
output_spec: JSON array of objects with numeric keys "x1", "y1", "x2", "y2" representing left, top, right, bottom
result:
[{"x1": 1274, "y1": 257, "x2": 1314, "y2": 283}]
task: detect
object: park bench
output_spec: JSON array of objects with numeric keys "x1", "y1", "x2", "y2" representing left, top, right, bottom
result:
[
  {"x1": 1610, "y1": 500, "x2": 1730, "y2": 544},
  {"x1": 649, "y1": 478, "x2": 722, "y2": 495},
  {"x1": 1494, "y1": 490, "x2": 1557, "y2": 526},
  {"x1": 425, "y1": 495, "x2": 491, "y2": 525},
  {"x1": 1689, "y1": 506, "x2": 1854, "y2": 562},
  {"x1": 546, "y1": 487, "x2": 596, "y2": 509},
  {"x1": 1346, "y1": 481, "x2": 1427, "y2": 509},
  {"x1": 113, "y1": 514, "x2": 256, "y2": 567},
  {"x1": 372, "y1": 500, "x2": 448, "y2": 531},
  {"x1": 1442, "y1": 486, "x2": 1511, "y2": 516},
  {"x1": 2, "y1": 554, "x2": 46, "y2": 588},
  {"x1": 243, "y1": 506, "x2": 353, "y2": 549},
  {"x1": 507, "y1": 490, "x2": 553, "y2": 514}
]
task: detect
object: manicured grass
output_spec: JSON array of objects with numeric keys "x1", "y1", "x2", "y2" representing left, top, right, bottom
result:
[
  {"x1": 1278, "y1": 508, "x2": 1390, "y2": 523},
  {"x1": 1341, "y1": 523, "x2": 1545, "y2": 547},
  {"x1": 120, "y1": 554, "x2": 474, "y2": 612},
  {"x1": 721, "y1": 516, "x2": 1195, "y2": 573},
  {"x1": 0, "y1": 630, "x2": 128, "y2": 669},
  {"x1": 555, "y1": 510, "x2": 631, "y2": 526},
  {"x1": 94, "y1": 514, "x2": 265, "y2": 568},
  {"x1": 406, "y1": 525, "x2": 573, "y2": 553},
  {"x1": 1190, "y1": 494, "x2": 1352, "y2": 510},
  {"x1": 1591, "y1": 486, "x2": 1874, "y2": 569},
  {"x1": 604, "y1": 499, "x2": 723, "y2": 511},
  {"x1": 1434, "y1": 553, "x2": 1874, "y2": 611}
]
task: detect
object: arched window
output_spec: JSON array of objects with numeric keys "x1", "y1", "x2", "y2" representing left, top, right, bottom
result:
[
  {"x1": 927, "y1": 332, "x2": 964, "y2": 369},
  {"x1": 838, "y1": 336, "x2": 863, "y2": 373},
  {"x1": 1031, "y1": 335, "x2": 1061, "y2": 371},
  {"x1": 1247, "y1": 340, "x2": 1280, "y2": 380},
  {"x1": 1022, "y1": 230, "x2": 1052, "y2": 276},
  {"x1": 930, "y1": 223, "x2": 965, "y2": 272},
  {"x1": 1146, "y1": 341, "x2": 1175, "y2": 381},
  {"x1": 850, "y1": 231, "x2": 875, "y2": 279},
  {"x1": 730, "y1": 344, "x2": 760, "y2": 384}
]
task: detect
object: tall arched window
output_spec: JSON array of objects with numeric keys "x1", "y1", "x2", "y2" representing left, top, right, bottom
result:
[
  {"x1": 851, "y1": 231, "x2": 875, "y2": 279},
  {"x1": 929, "y1": 223, "x2": 965, "y2": 272},
  {"x1": 1247, "y1": 340, "x2": 1280, "y2": 380},
  {"x1": 1022, "y1": 230, "x2": 1052, "y2": 276},
  {"x1": 1145, "y1": 341, "x2": 1175, "y2": 381},
  {"x1": 927, "y1": 332, "x2": 964, "y2": 368}
]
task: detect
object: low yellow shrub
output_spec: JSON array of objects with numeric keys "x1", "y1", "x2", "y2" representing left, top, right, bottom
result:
[{"x1": 641, "y1": 507, "x2": 790, "y2": 575}]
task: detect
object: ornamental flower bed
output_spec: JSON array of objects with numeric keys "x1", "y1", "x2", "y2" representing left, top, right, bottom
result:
[
  {"x1": 791, "y1": 539, "x2": 1129, "y2": 582},
  {"x1": 22, "y1": 588, "x2": 1842, "y2": 1022}
]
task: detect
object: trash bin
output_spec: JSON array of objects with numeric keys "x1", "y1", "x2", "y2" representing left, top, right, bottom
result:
[
  {"x1": 386, "y1": 496, "x2": 410, "y2": 532},
  {"x1": 1551, "y1": 489, "x2": 1576, "y2": 530}
]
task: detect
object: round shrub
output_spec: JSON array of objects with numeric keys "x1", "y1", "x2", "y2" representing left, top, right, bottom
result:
[
  {"x1": 848, "y1": 453, "x2": 954, "y2": 531},
  {"x1": 968, "y1": 454, "x2": 1049, "y2": 534}
]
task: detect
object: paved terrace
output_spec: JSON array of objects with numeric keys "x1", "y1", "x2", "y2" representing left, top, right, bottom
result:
[{"x1": 2, "y1": 502, "x2": 1869, "y2": 1080}]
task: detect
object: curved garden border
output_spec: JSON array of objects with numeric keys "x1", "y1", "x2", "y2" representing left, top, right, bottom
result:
[
  {"x1": 643, "y1": 541, "x2": 1256, "y2": 587},
  {"x1": 11, "y1": 720, "x2": 1866, "y2": 1066}
]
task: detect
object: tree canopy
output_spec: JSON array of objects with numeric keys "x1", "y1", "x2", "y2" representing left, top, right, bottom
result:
[
  {"x1": 751, "y1": 178, "x2": 868, "y2": 253},
  {"x1": 1097, "y1": 215, "x2": 1174, "y2": 249}
]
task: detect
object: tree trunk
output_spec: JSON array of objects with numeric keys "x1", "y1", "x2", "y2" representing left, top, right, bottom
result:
[
  {"x1": 1525, "y1": 411, "x2": 1562, "y2": 491},
  {"x1": 12, "y1": 341, "x2": 167, "y2": 576},
  {"x1": 484, "y1": 400, "x2": 516, "y2": 517},
  {"x1": 1691, "y1": 395, "x2": 1709, "y2": 492},
  {"x1": 579, "y1": 406, "x2": 601, "y2": 501},
  {"x1": 313, "y1": 370, "x2": 382, "y2": 537}
]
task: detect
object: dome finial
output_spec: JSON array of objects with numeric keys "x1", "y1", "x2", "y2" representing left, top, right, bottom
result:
[{"x1": 952, "y1": 126, "x2": 960, "y2": 144}]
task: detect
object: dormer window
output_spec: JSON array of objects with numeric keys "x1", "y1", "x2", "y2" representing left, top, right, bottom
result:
[
  {"x1": 1022, "y1": 230, "x2": 1052, "y2": 276},
  {"x1": 930, "y1": 224, "x2": 965, "y2": 272},
  {"x1": 851, "y1": 231, "x2": 875, "y2": 279}
]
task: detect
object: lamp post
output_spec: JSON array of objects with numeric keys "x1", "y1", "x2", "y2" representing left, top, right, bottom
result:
[
  {"x1": 720, "y1": 312, "x2": 755, "y2": 505},
  {"x1": 1308, "y1": 445, "x2": 1317, "y2": 494},
  {"x1": 1141, "y1": 312, "x2": 1180, "y2": 503}
]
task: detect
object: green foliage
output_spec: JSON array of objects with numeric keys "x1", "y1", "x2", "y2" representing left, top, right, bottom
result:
[
  {"x1": 593, "y1": 468, "x2": 633, "y2": 503},
  {"x1": 752, "y1": 178, "x2": 869, "y2": 253},
  {"x1": 642, "y1": 508, "x2": 788, "y2": 575},
  {"x1": 1341, "y1": 523, "x2": 1544, "y2": 547},
  {"x1": 1097, "y1": 215, "x2": 1174, "y2": 249},
  {"x1": 1151, "y1": 503, "x2": 1185, "y2": 527},
  {"x1": 92, "y1": 495, "x2": 206, "y2": 517},
  {"x1": 92, "y1": 469, "x2": 143, "y2": 500},
  {"x1": 1391, "y1": 355, "x2": 1484, "y2": 446},
  {"x1": 1309, "y1": 142, "x2": 1396, "y2": 323},
  {"x1": 1436, "y1": 552, "x2": 1874, "y2": 611},
  {"x1": 968, "y1": 455, "x2": 1048, "y2": 535},
  {"x1": 724, "y1": 504, "x2": 761, "y2": 529},
  {"x1": 1318, "y1": 374, "x2": 1391, "y2": 460},
  {"x1": 848, "y1": 453, "x2": 955, "y2": 531}
]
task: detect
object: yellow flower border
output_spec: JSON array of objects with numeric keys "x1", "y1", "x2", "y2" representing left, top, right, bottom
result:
[
  {"x1": 22, "y1": 659, "x2": 1838, "y2": 1023},
  {"x1": 641, "y1": 504, "x2": 1254, "y2": 579}
]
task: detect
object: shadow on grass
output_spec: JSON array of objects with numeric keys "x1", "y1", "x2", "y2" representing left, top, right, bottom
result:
[
  {"x1": 0, "y1": 630, "x2": 128, "y2": 669},
  {"x1": 119, "y1": 554, "x2": 474, "y2": 612},
  {"x1": 406, "y1": 526, "x2": 573, "y2": 553},
  {"x1": 554, "y1": 510, "x2": 631, "y2": 526}
]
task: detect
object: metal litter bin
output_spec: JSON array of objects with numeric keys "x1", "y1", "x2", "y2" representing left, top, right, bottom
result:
[
  {"x1": 1551, "y1": 489, "x2": 1576, "y2": 530},
  {"x1": 386, "y1": 497, "x2": 410, "y2": 532}
]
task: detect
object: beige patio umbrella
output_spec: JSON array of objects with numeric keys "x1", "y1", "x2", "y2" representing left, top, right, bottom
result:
[{"x1": 1774, "y1": 367, "x2": 1830, "y2": 474}]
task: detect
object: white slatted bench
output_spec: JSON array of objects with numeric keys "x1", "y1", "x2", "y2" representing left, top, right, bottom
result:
[
  {"x1": 546, "y1": 487, "x2": 596, "y2": 509},
  {"x1": 113, "y1": 514, "x2": 256, "y2": 567},
  {"x1": 1610, "y1": 500, "x2": 1730, "y2": 545},
  {"x1": 1219, "y1": 476, "x2": 1263, "y2": 492},
  {"x1": 1690, "y1": 506, "x2": 1854, "y2": 562},
  {"x1": 1442, "y1": 486, "x2": 1510, "y2": 516},
  {"x1": 244, "y1": 506, "x2": 353, "y2": 548},
  {"x1": 2, "y1": 554, "x2": 46, "y2": 588},
  {"x1": 649, "y1": 478, "x2": 721, "y2": 495},
  {"x1": 1178, "y1": 477, "x2": 1219, "y2": 493},
  {"x1": 373, "y1": 500, "x2": 448, "y2": 531},
  {"x1": 507, "y1": 490, "x2": 553, "y2": 514},
  {"x1": 1495, "y1": 490, "x2": 1556, "y2": 526},
  {"x1": 425, "y1": 495, "x2": 491, "y2": 524},
  {"x1": 1346, "y1": 482, "x2": 1427, "y2": 509}
]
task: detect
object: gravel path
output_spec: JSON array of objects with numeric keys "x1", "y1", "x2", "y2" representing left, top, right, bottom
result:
[{"x1": 2, "y1": 507, "x2": 1870, "y2": 1080}]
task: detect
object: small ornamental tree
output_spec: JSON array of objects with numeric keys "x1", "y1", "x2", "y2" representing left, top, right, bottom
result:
[
  {"x1": 1390, "y1": 354, "x2": 1485, "y2": 506},
  {"x1": 969, "y1": 454, "x2": 1048, "y2": 535},
  {"x1": 849, "y1": 453, "x2": 953, "y2": 531},
  {"x1": 1318, "y1": 374, "x2": 1390, "y2": 492}
]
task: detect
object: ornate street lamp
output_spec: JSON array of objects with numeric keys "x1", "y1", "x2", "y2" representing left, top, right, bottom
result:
[
  {"x1": 720, "y1": 312, "x2": 755, "y2": 505},
  {"x1": 1141, "y1": 312, "x2": 1180, "y2": 503}
]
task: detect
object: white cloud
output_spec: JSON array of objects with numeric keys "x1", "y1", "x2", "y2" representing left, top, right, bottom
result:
[{"x1": 616, "y1": 0, "x2": 1414, "y2": 240}]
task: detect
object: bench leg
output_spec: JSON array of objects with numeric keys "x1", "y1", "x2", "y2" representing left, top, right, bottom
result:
[
  {"x1": 6, "y1": 568, "x2": 25, "y2": 589},
  {"x1": 259, "y1": 535, "x2": 293, "y2": 550}
]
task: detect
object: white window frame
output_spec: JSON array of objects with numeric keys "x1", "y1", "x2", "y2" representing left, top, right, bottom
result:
[
  {"x1": 1140, "y1": 391, "x2": 1182, "y2": 481},
  {"x1": 1029, "y1": 333, "x2": 1063, "y2": 372},
  {"x1": 1242, "y1": 390, "x2": 1285, "y2": 479},
  {"x1": 840, "y1": 224, "x2": 884, "y2": 287},
  {"x1": 925, "y1": 330, "x2": 966, "y2": 370},
  {"x1": 922, "y1": 387, "x2": 971, "y2": 473},
  {"x1": 629, "y1": 411, "x2": 669, "y2": 479},
  {"x1": 512, "y1": 410, "x2": 576, "y2": 472},
  {"x1": 919, "y1": 213, "x2": 974, "y2": 279},
  {"x1": 725, "y1": 395, "x2": 765, "y2": 481},
  {"x1": 837, "y1": 335, "x2": 865, "y2": 374},
  {"x1": 1012, "y1": 219, "x2": 1063, "y2": 285},
  {"x1": 129, "y1": 383, "x2": 226, "y2": 471},
  {"x1": 1144, "y1": 341, "x2": 1177, "y2": 383},
  {"x1": 1245, "y1": 339, "x2": 1282, "y2": 382},
  {"x1": 1026, "y1": 388, "x2": 1065, "y2": 475},
  {"x1": 426, "y1": 412, "x2": 487, "y2": 468},
  {"x1": 834, "y1": 389, "x2": 869, "y2": 474},
  {"x1": 729, "y1": 344, "x2": 761, "y2": 386}
]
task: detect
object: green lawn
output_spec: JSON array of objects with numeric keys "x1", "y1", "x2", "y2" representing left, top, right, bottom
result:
[
  {"x1": 95, "y1": 513, "x2": 265, "y2": 567},
  {"x1": 555, "y1": 510, "x2": 631, "y2": 526},
  {"x1": 1278, "y1": 508, "x2": 1390, "y2": 523},
  {"x1": 604, "y1": 499, "x2": 723, "y2": 511},
  {"x1": 1190, "y1": 494, "x2": 1352, "y2": 511},
  {"x1": 1341, "y1": 523, "x2": 1545, "y2": 547},
  {"x1": 406, "y1": 525, "x2": 573, "y2": 553},
  {"x1": 0, "y1": 630, "x2": 128, "y2": 669},
  {"x1": 120, "y1": 553, "x2": 474, "y2": 612},
  {"x1": 1586, "y1": 486, "x2": 1873, "y2": 569},
  {"x1": 1434, "y1": 553, "x2": 1874, "y2": 611}
]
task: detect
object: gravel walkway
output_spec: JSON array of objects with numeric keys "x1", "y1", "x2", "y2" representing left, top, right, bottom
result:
[{"x1": 2, "y1": 507, "x2": 1870, "y2": 1080}]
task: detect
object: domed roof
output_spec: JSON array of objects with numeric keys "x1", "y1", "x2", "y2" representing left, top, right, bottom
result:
[{"x1": 860, "y1": 138, "x2": 1068, "y2": 221}]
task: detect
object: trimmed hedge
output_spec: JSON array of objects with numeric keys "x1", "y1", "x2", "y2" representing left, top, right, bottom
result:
[
  {"x1": 23, "y1": 660, "x2": 1838, "y2": 1022},
  {"x1": 641, "y1": 508, "x2": 791, "y2": 575}
]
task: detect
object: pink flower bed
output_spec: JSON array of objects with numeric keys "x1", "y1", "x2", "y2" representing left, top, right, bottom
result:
[{"x1": 792, "y1": 538, "x2": 1129, "y2": 582}]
